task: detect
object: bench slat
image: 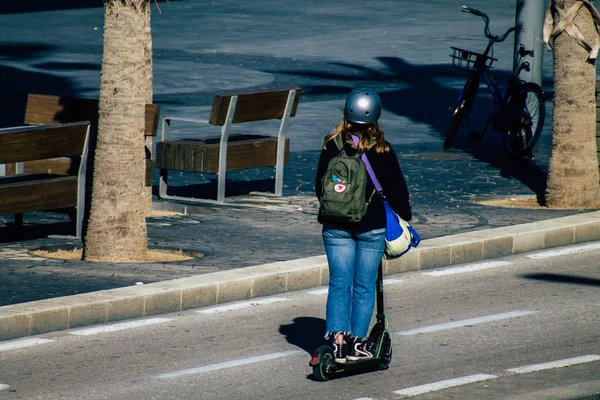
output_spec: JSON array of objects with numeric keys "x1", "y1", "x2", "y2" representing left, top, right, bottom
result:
[
  {"x1": 0, "y1": 123, "x2": 89, "y2": 164},
  {"x1": 25, "y1": 93, "x2": 160, "y2": 137},
  {"x1": 157, "y1": 136, "x2": 289, "y2": 174},
  {"x1": 209, "y1": 87, "x2": 301, "y2": 125},
  {"x1": 3, "y1": 157, "x2": 75, "y2": 175},
  {"x1": 0, "y1": 176, "x2": 78, "y2": 214}
]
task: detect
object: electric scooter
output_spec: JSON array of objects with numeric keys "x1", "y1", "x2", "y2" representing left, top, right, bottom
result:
[{"x1": 309, "y1": 260, "x2": 392, "y2": 381}]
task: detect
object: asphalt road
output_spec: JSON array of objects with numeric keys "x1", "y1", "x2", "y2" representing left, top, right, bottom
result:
[{"x1": 1, "y1": 241, "x2": 599, "y2": 399}]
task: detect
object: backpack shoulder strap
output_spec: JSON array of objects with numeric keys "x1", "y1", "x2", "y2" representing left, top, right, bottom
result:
[
  {"x1": 352, "y1": 135, "x2": 383, "y2": 195},
  {"x1": 333, "y1": 134, "x2": 344, "y2": 151}
]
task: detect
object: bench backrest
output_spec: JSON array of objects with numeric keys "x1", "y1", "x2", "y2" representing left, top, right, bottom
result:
[
  {"x1": 0, "y1": 122, "x2": 90, "y2": 165},
  {"x1": 208, "y1": 87, "x2": 302, "y2": 126},
  {"x1": 25, "y1": 93, "x2": 160, "y2": 136}
]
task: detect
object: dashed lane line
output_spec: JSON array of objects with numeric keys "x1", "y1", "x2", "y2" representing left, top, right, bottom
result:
[
  {"x1": 506, "y1": 354, "x2": 600, "y2": 374},
  {"x1": 422, "y1": 261, "x2": 512, "y2": 276},
  {"x1": 393, "y1": 355, "x2": 600, "y2": 397},
  {"x1": 157, "y1": 350, "x2": 302, "y2": 379},
  {"x1": 395, "y1": 311, "x2": 537, "y2": 336},
  {"x1": 306, "y1": 288, "x2": 329, "y2": 296},
  {"x1": 393, "y1": 374, "x2": 498, "y2": 397},
  {"x1": 0, "y1": 337, "x2": 55, "y2": 352},
  {"x1": 383, "y1": 278, "x2": 403, "y2": 285},
  {"x1": 306, "y1": 279, "x2": 403, "y2": 296},
  {"x1": 526, "y1": 242, "x2": 600, "y2": 259},
  {"x1": 69, "y1": 317, "x2": 172, "y2": 336},
  {"x1": 196, "y1": 297, "x2": 289, "y2": 314}
]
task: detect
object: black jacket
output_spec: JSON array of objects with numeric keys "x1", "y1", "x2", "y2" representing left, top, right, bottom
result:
[{"x1": 315, "y1": 134, "x2": 412, "y2": 231}]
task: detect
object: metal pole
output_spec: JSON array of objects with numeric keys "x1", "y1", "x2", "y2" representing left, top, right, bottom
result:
[
  {"x1": 274, "y1": 89, "x2": 295, "y2": 197},
  {"x1": 514, "y1": 0, "x2": 548, "y2": 86}
]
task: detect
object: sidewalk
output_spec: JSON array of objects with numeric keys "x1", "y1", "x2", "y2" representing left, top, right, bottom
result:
[{"x1": 1, "y1": 0, "x2": 600, "y2": 341}]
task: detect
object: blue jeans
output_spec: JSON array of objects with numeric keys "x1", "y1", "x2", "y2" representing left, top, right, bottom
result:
[{"x1": 322, "y1": 224, "x2": 386, "y2": 339}]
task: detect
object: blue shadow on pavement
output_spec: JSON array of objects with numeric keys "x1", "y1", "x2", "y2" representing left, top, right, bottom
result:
[
  {"x1": 279, "y1": 317, "x2": 328, "y2": 355},
  {"x1": 272, "y1": 56, "x2": 550, "y2": 201},
  {"x1": 521, "y1": 273, "x2": 600, "y2": 287},
  {"x1": 0, "y1": 43, "x2": 83, "y2": 128}
]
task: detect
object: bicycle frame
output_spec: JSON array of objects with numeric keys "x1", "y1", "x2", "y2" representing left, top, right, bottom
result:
[
  {"x1": 475, "y1": 58, "x2": 505, "y2": 119},
  {"x1": 456, "y1": 19, "x2": 531, "y2": 133},
  {"x1": 477, "y1": 59, "x2": 523, "y2": 132},
  {"x1": 445, "y1": 5, "x2": 545, "y2": 158}
]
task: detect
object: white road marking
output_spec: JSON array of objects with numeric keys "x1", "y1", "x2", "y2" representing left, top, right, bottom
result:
[
  {"x1": 392, "y1": 355, "x2": 600, "y2": 397},
  {"x1": 196, "y1": 298, "x2": 289, "y2": 314},
  {"x1": 157, "y1": 350, "x2": 302, "y2": 378},
  {"x1": 0, "y1": 337, "x2": 55, "y2": 352},
  {"x1": 526, "y1": 242, "x2": 600, "y2": 259},
  {"x1": 384, "y1": 279, "x2": 403, "y2": 285},
  {"x1": 422, "y1": 261, "x2": 512, "y2": 276},
  {"x1": 393, "y1": 374, "x2": 498, "y2": 396},
  {"x1": 395, "y1": 311, "x2": 536, "y2": 336},
  {"x1": 307, "y1": 288, "x2": 329, "y2": 295},
  {"x1": 506, "y1": 355, "x2": 600, "y2": 374},
  {"x1": 306, "y1": 279, "x2": 403, "y2": 296},
  {"x1": 0, "y1": 384, "x2": 10, "y2": 391},
  {"x1": 69, "y1": 317, "x2": 172, "y2": 336}
]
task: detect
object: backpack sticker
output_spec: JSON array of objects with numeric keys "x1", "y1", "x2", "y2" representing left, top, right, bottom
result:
[{"x1": 334, "y1": 184, "x2": 346, "y2": 193}]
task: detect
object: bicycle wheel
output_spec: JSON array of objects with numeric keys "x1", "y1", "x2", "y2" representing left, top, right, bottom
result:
[
  {"x1": 502, "y1": 82, "x2": 545, "y2": 159},
  {"x1": 444, "y1": 76, "x2": 479, "y2": 149}
]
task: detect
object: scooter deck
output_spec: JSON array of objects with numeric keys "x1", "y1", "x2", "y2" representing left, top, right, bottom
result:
[
  {"x1": 336, "y1": 357, "x2": 383, "y2": 368},
  {"x1": 329, "y1": 356, "x2": 387, "y2": 377}
]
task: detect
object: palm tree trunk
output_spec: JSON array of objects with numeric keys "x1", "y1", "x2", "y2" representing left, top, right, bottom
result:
[
  {"x1": 143, "y1": 4, "x2": 154, "y2": 213},
  {"x1": 83, "y1": 2, "x2": 148, "y2": 261},
  {"x1": 546, "y1": 0, "x2": 600, "y2": 208}
]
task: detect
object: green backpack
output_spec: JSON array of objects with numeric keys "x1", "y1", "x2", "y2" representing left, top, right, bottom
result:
[{"x1": 318, "y1": 134, "x2": 375, "y2": 224}]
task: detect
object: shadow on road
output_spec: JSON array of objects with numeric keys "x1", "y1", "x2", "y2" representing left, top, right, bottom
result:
[
  {"x1": 272, "y1": 56, "x2": 550, "y2": 200},
  {"x1": 279, "y1": 316, "x2": 327, "y2": 354},
  {"x1": 0, "y1": 0, "x2": 101, "y2": 14},
  {"x1": 0, "y1": 220, "x2": 74, "y2": 244},
  {"x1": 521, "y1": 273, "x2": 600, "y2": 287},
  {"x1": 0, "y1": 43, "x2": 91, "y2": 128},
  {"x1": 0, "y1": 0, "x2": 177, "y2": 14},
  {"x1": 152, "y1": 177, "x2": 278, "y2": 202}
]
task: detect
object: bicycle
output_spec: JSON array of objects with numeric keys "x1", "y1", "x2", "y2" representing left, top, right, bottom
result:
[{"x1": 443, "y1": 5, "x2": 545, "y2": 159}]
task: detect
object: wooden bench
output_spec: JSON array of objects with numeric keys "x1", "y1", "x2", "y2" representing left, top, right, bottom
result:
[
  {"x1": 156, "y1": 86, "x2": 301, "y2": 203},
  {"x1": 12, "y1": 93, "x2": 161, "y2": 186},
  {"x1": 0, "y1": 122, "x2": 91, "y2": 238}
]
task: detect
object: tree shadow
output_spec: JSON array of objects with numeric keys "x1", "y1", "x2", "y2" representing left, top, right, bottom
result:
[
  {"x1": 279, "y1": 316, "x2": 327, "y2": 355},
  {"x1": 0, "y1": 0, "x2": 176, "y2": 14},
  {"x1": 0, "y1": 43, "x2": 101, "y2": 239},
  {"x1": 0, "y1": 0, "x2": 102, "y2": 14},
  {"x1": 521, "y1": 273, "x2": 600, "y2": 287},
  {"x1": 0, "y1": 218, "x2": 74, "y2": 243},
  {"x1": 270, "y1": 56, "x2": 550, "y2": 199},
  {"x1": 0, "y1": 43, "x2": 85, "y2": 128},
  {"x1": 35, "y1": 61, "x2": 100, "y2": 72}
]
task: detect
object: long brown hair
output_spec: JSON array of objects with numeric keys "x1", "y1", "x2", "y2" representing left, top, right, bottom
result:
[{"x1": 323, "y1": 118, "x2": 390, "y2": 153}]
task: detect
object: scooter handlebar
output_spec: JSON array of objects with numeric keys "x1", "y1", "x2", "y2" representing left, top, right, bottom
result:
[{"x1": 461, "y1": 5, "x2": 483, "y2": 17}]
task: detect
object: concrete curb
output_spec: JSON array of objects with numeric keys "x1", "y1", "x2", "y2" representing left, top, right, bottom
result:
[{"x1": 2, "y1": 210, "x2": 600, "y2": 341}]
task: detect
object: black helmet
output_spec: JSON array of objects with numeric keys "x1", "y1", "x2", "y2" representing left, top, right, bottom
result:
[{"x1": 344, "y1": 88, "x2": 382, "y2": 124}]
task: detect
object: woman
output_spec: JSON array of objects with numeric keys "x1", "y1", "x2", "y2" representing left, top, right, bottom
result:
[{"x1": 315, "y1": 88, "x2": 412, "y2": 363}]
